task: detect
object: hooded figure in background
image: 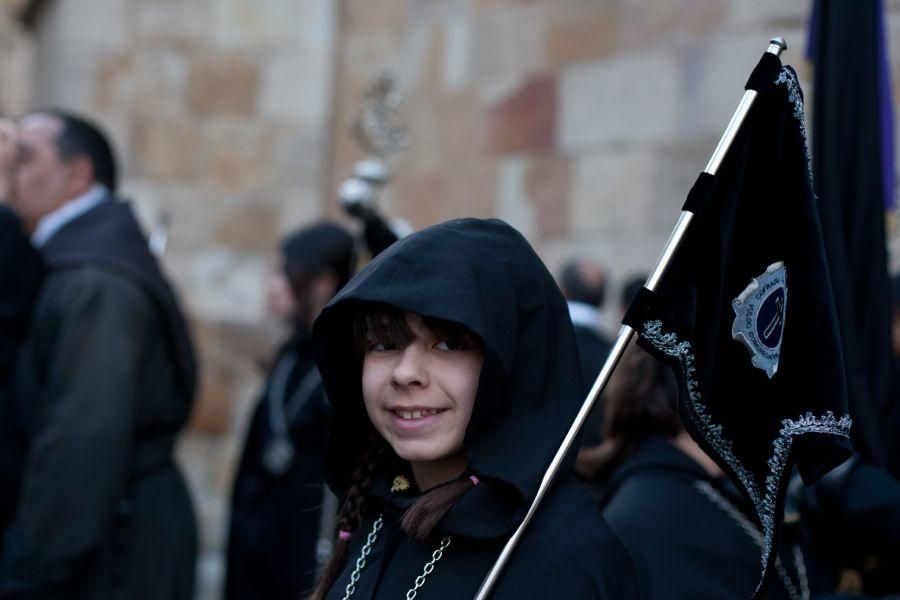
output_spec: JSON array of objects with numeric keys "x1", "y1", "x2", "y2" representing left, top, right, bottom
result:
[
  {"x1": 311, "y1": 218, "x2": 637, "y2": 599},
  {"x1": 586, "y1": 342, "x2": 800, "y2": 600},
  {"x1": 227, "y1": 222, "x2": 356, "y2": 599}
]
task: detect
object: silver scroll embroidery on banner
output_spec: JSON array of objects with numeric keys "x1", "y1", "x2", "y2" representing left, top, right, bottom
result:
[{"x1": 732, "y1": 262, "x2": 788, "y2": 379}]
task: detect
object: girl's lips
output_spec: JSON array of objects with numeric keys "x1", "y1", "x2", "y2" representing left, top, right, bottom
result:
[{"x1": 388, "y1": 407, "x2": 447, "y2": 431}]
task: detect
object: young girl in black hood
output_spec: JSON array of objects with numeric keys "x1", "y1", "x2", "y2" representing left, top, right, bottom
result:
[{"x1": 312, "y1": 218, "x2": 637, "y2": 599}]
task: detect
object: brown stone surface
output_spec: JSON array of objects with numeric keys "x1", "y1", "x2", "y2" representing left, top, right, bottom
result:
[
  {"x1": 205, "y1": 122, "x2": 278, "y2": 190},
  {"x1": 93, "y1": 53, "x2": 133, "y2": 112},
  {"x1": 135, "y1": 0, "x2": 209, "y2": 50},
  {"x1": 525, "y1": 154, "x2": 569, "y2": 238},
  {"x1": 470, "y1": 5, "x2": 545, "y2": 81},
  {"x1": 189, "y1": 319, "x2": 273, "y2": 435},
  {"x1": 618, "y1": 0, "x2": 729, "y2": 47},
  {"x1": 131, "y1": 52, "x2": 189, "y2": 115},
  {"x1": 544, "y1": 2, "x2": 618, "y2": 66},
  {"x1": 487, "y1": 75, "x2": 556, "y2": 155},
  {"x1": 132, "y1": 115, "x2": 205, "y2": 181},
  {"x1": 389, "y1": 156, "x2": 496, "y2": 228},
  {"x1": 186, "y1": 55, "x2": 260, "y2": 116},
  {"x1": 475, "y1": 0, "x2": 542, "y2": 7},
  {"x1": 189, "y1": 365, "x2": 234, "y2": 435},
  {"x1": 341, "y1": 0, "x2": 409, "y2": 34},
  {"x1": 214, "y1": 202, "x2": 279, "y2": 252},
  {"x1": 0, "y1": 8, "x2": 32, "y2": 115}
]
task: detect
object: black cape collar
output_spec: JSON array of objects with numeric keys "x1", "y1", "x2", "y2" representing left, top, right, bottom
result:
[
  {"x1": 367, "y1": 468, "x2": 525, "y2": 540},
  {"x1": 40, "y1": 197, "x2": 197, "y2": 397}
]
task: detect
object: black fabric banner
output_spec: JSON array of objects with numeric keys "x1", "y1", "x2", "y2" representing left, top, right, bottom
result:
[
  {"x1": 811, "y1": 0, "x2": 895, "y2": 470},
  {"x1": 624, "y1": 65, "x2": 852, "y2": 598}
]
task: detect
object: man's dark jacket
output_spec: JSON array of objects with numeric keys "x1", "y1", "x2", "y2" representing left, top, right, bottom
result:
[{"x1": 0, "y1": 198, "x2": 197, "y2": 600}]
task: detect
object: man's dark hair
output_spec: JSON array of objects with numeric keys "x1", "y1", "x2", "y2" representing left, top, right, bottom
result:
[
  {"x1": 33, "y1": 109, "x2": 118, "y2": 193},
  {"x1": 560, "y1": 259, "x2": 606, "y2": 307}
]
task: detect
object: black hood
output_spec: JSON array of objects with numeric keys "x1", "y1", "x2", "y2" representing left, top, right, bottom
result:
[{"x1": 314, "y1": 218, "x2": 584, "y2": 539}]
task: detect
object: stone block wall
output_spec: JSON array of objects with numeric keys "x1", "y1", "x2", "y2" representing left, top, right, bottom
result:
[
  {"x1": 5, "y1": 0, "x2": 900, "y2": 598},
  {"x1": 0, "y1": 1, "x2": 32, "y2": 116},
  {"x1": 327, "y1": 0, "x2": 818, "y2": 300}
]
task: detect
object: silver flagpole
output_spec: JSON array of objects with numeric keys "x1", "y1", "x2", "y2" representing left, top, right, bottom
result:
[{"x1": 473, "y1": 36, "x2": 787, "y2": 600}]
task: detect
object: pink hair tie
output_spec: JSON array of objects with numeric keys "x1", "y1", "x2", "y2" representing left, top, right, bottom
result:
[
  {"x1": 338, "y1": 530, "x2": 352, "y2": 541},
  {"x1": 469, "y1": 475, "x2": 480, "y2": 486}
]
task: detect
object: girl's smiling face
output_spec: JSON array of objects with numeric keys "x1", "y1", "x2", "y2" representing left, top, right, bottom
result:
[{"x1": 361, "y1": 312, "x2": 484, "y2": 489}]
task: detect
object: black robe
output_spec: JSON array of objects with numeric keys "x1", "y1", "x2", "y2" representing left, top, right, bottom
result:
[
  {"x1": 0, "y1": 206, "x2": 44, "y2": 540},
  {"x1": 599, "y1": 436, "x2": 797, "y2": 600},
  {"x1": 795, "y1": 455, "x2": 900, "y2": 597},
  {"x1": 314, "y1": 218, "x2": 638, "y2": 599},
  {"x1": 572, "y1": 323, "x2": 612, "y2": 447},
  {"x1": 0, "y1": 199, "x2": 197, "y2": 599},
  {"x1": 226, "y1": 331, "x2": 332, "y2": 599},
  {"x1": 0, "y1": 206, "x2": 44, "y2": 380}
]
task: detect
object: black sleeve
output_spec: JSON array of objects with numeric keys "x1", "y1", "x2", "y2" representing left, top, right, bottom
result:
[
  {"x1": 0, "y1": 269, "x2": 152, "y2": 595},
  {"x1": 0, "y1": 206, "x2": 44, "y2": 377},
  {"x1": 362, "y1": 212, "x2": 399, "y2": 258}
]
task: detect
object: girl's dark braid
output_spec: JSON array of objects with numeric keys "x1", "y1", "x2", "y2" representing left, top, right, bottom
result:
[
  {"x1": 336, "y1": 442, "x2": 382, "y2": 532},
  {"x1": 400, "y1": 476, "x2": 476, "y2": 543},
  {"x1": 310, "y1": 437, "x2": 384, "y2": 600}
]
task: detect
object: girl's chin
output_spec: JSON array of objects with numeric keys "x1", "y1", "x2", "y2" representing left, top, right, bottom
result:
[{"x1": 391, "y1": 445, "x2": 450, "y2": 464}]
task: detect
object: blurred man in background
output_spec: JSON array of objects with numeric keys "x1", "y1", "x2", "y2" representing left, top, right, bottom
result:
[{"x1": 0, "y1": 110, "x2": 197, "y2": 599}]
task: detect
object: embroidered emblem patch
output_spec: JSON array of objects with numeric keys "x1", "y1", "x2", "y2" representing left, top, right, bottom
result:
[
  {"x1": 731, "y1": 262, "x2": 787, "y2": 379},
  {"x1": 391, "y1": 475, "x2": 411, "y2": 493}
]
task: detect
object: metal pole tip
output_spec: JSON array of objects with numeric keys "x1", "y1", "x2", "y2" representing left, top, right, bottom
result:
[{"x1": 769, "y1": 37, "x2": 787, "y2": 51}]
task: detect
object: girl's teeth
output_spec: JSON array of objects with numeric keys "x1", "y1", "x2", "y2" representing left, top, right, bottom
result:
[{"x1": 396, "y1": 409, "x2": 441, "y2": 420}]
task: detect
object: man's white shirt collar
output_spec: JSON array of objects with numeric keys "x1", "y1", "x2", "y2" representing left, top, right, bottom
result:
[
  {"x1": 567, "y1": 300, "x2": 617, "y2": 338},
  {"x1": 567, "y1": 300, "x2": 602, "y2": 330},
  {"x1": 31, "y1": 184, "x2": 108, "y2": 248}
]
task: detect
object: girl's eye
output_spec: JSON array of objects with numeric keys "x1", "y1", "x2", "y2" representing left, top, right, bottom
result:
[
  {"x1": 435, "y1": 339, "x2": 466, "y2": 351},
  {"x1": 368, "y1": 341, "x2": 397, "y2": 352}
]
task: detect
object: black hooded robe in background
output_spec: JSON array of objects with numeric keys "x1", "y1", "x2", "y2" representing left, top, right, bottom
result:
[
  {"x1": 314, "y1": 218, "x2": 638, "y2": 599},
  {"x1": 226, "y1": 330, "x2": 332, "y2": 599},
  {"x1": 0, "y1": 206, "x2": 44, "y2": 541},
  {"x1": 599, "y1": 436, "x2": 798, "y2": 600},
  {"x1": 0, "y1": 199, "x2": 197, "y2": 599}
]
